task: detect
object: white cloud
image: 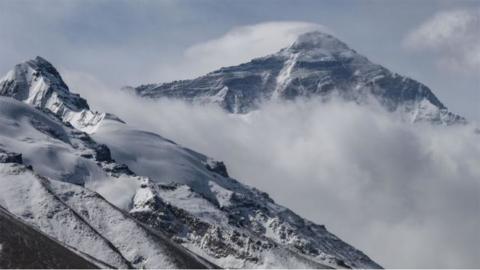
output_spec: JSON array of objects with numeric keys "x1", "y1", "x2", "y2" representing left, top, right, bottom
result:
[
  {"x1": 184, "y1": 21, "x2": 331, "y2": 72},
  {"x1": 150, "y1": 21, "x2": 331, "y2": 82},
  {"x1": 66, "y1": 71, "x2": 480, "y2": 268},
  {"x1": 404, "y1": 8, "x2": 480, "y2": 73}
]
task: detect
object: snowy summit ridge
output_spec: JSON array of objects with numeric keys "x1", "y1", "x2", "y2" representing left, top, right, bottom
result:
[
  {"x1": 134, "y1": 31, "x2": 465, "y2": 125},
  {"x1": 0, "y1": 56, "x2": 121, "y2": 133},
  {"x1": 289, "y1": 31, "x2": 350, "y2": 52}
]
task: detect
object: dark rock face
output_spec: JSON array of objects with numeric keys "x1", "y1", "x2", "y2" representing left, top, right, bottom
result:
[
  {"x1": 134, "y1": 31, "x2": 464, "y2": 125},
  {"x1": 0, "y1": 150, "x2": 23, "y2": 164},
  {"x1": 205, "y1": 160, "x2": 229, "y2": 178},
  {"x1": 0, "y1": 206, "x2": 98, "y2": 269},
  {"x1": 135, "y1": 56, "x2": 284, "y2": 114},
  {"x1": 94, "y1": 144, "x2": 113, "y2": 162},
  {"x1": 103, "y1": 163, "x2": 135, "y2": 176}
]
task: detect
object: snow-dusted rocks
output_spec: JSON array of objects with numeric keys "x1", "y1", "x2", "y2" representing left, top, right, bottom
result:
[
  {"x1": 92, "y1": 109, "x2": 381, "y2": 269},
  {"x1": 0, "y1": 56, "x2": 122, "y2": 133},
  {"x1": 0, "y1": 163, "x2": 131, "y2": 268},
  {"x1": 0, "y1": 163, "x2": 215, "y2": 269},
  {"x1": 0, "y1": 150, "x2": 22, "y2": 164},
  {"x1": 134, "y1": 31, "x2": 465, "y2": 125}
]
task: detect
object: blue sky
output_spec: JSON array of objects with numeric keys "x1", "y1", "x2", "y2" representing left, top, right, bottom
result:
[{"x1": 0, "y1": 0, "x2": 478, "y2": 120}]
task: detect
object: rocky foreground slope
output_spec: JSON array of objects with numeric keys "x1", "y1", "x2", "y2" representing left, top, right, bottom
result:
[
  {"x1": 0, "y1": 57, "x2": 380, "y2": 268},
  {"x1": 0, "y1": 205, "x2": 97, "y2": 269}
]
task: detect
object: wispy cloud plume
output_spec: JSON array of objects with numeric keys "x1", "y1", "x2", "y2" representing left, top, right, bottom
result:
[
  {"x1": 150, "y1": 21, "x2": 331, "y2": 82},
  {"x1": 184, "y1": 21, "x2": 330, "y2": 73},
  {"x1": 404, "y1": 8, "x2": 480, "y2": 73}
]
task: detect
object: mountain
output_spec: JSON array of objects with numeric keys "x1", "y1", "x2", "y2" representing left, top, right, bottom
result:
[
  {"x1": 0, "y1": 57, "x2": 381, "y2": 268},
  {"x1": 0, "y1": 56, "x2": 120, "y2": 133},
  {"x1": 0, "y1": 98, "x2": 216, "y2": 269},
  {"x1": 92, "y1": 119, "x2": 378, "y2": 268},
  {"x1": 133, "y1": 31, "x2": 465, "y2": 125}
]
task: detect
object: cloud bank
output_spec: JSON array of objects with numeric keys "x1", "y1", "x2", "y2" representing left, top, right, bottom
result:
[
  {"x1": 65, "y1": 71, "x2": 480, "y2": 268},
  {"x1": 404, "y1": 8, "x2": 480, "y2": 73}
]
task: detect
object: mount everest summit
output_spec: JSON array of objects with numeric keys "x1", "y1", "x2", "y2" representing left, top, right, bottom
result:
[
  {"x1": 0, "y1": 31, "x2": 467, "y2": 269},
  {"x1": 133, "y1": 31, "x2": 465, "y2": 125}
]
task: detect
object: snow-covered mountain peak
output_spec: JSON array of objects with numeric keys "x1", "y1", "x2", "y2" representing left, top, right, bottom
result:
[
  {"x1": 133, "y1": 32, "x2": 465, "y2": 125},
  {"x1": 288, "y1": 31, "x2": 351, "y2": 54},
  {"x1": 1, "y1": 56, "x2": 89, "y2": 111},
  {"x1": 0, "y1": 57, "x2": 122, "y2": 133}
]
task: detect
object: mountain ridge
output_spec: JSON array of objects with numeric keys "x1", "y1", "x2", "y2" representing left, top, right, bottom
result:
[{"x1": 133, "y1": 31, "x2": 465, "y2": 125}]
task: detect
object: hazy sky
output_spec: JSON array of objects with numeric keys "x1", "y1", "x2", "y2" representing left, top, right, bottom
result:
[{"x1": 0, "y1": 0, "x2": 478, "y2": 120}]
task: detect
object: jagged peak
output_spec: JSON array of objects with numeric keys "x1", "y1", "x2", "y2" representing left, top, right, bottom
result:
[
  {"x1": 11, "y1": 56, "x2": 69, "y2": 91},
  {"x1": 0, "y1": 57, "x2": 124, "y2": 133},
  {"x1": 26, "y1": 56, "x2": 59, "y2": 72},
  {"x1": 1, "y1": 56, "x2": 83, "y2": 107},
  {"x1": 27, "y1": 56, "x2": 66, "y2": 81},
  {"x1": 288, "y1": 31, "x2": 351, "y2": 53}
]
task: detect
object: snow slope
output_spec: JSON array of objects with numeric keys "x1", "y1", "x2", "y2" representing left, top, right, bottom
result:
[
  {"x1": 134, "y1": 31, "x2": 465, "y2": 125},
  {"x1": 0, "y1": 96, "x2": 140, "y2": 208},
  {"x1": 0, "y1": 162, "x2": 215, "y2": 269},
  {"x1": 0, "y1": 98, "x2": 215, "y2": 268}
]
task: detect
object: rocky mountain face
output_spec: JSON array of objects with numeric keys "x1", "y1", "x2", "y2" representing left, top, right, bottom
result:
[
  {"x1": 0, "y1": 57, "x2": 381, "y2": 268},
  {"x1": 134, "y1": 31, "x2": 465, "y2": 125}
]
